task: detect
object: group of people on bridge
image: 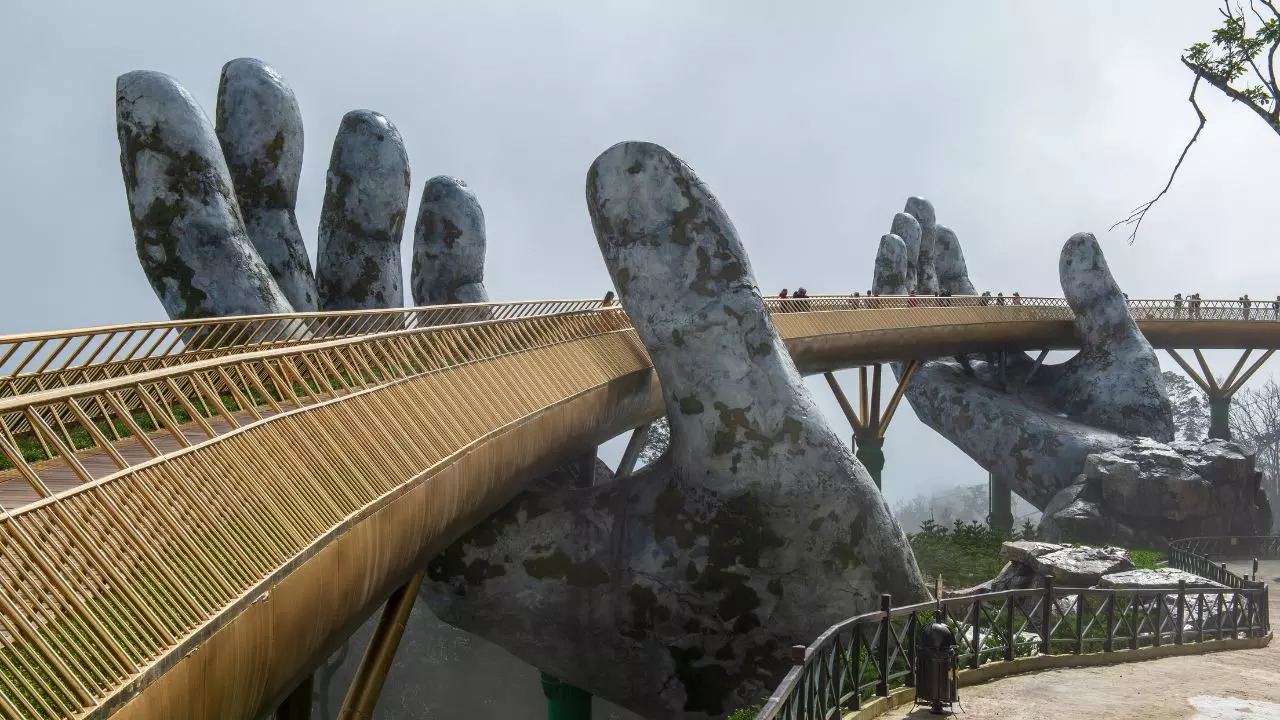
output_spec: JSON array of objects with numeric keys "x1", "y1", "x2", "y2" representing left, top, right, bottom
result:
[{"x1": 1172, "y1": 293, "x2": 1280, "y2": 320}]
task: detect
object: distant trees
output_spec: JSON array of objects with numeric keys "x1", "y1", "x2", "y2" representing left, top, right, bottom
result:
[
  {"x1": 636, "y1": 416, "x2": 670, "y2": 468},
  {"x1": 1164, "y1": 370, "x2": 1210, "y2": 440}
]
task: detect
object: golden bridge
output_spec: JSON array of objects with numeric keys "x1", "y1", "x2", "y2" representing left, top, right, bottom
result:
[{"x1": 0, "y1": 294, "x2": 1273, "y2": 719}]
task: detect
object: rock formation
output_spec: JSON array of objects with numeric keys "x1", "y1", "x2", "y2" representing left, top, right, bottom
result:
[
  {"x1": 422, "y1": 142, "x2": 929, "y2": 719},
  {"x1": 872, "y1": 199, "x2": 1270, "y2": 545}
]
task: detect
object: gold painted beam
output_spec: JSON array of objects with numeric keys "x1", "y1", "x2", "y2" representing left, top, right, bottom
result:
[{"x1": 337, "y1": 570, "x2": 427, "y2": 720}]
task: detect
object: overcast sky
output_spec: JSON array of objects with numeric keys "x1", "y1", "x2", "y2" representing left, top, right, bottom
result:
[{"x1": 3, "y1": 0, "x2": 1276, "y2": 506}]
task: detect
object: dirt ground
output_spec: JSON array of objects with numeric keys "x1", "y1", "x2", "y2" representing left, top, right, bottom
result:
[{"x1": 880, "y1": 560, "x2": 1280, "y2": 720}]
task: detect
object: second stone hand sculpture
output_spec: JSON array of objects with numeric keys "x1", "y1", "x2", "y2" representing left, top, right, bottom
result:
[{"x1": 874, "y1": 199, "x2": 1269, "y2": 545}]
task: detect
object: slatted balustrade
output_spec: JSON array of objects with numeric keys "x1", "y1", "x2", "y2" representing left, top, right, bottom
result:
[{"x1": 4, "y1": 295, "x2": 1274, "y2": 408}]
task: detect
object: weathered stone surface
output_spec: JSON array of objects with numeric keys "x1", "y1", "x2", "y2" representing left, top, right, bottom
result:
[
  {"x1": 424, "y1": 142, "x2": 928, "y2": 720},
  {"x1": 1029, "y1": 546, "x2": 1134, "y2": 587},
  {"x1": 315, "y1": 110, "x2": 410, "y2": 311},
  {"x1": 889, "y1": 213, "x2": 920, "y2": 293},
  {"x1": 1098, "y1": 568, "x2": 1226, "y2": 589},
  {"x1": 873, "y1": 234, "x2": 909, "y2": 295},
  {"x1": 873, "y1": 200, "x2": 1268, "y2": 546},
  {"x1": 215, "y1": 58, "x2": 316, "y2": 312},
  {"x1": 1038, "y1": 438, "x2": 1270, "y2": 546},
  {"x1": 116, "y1": 70, "x2": 292, "y2": 319},
  {"x1": 1041, "y1": 234, "x2": 1173, "y2": 441},
  {"x1": 904, "y1": 197, "x2": 938, "y2": 294},
  {"x1": 999, "y1": 541, "x2": 1060, "y2": 566},
  {"x1": 934, "y1": 225, "x2": 976, "y2": 296},
  {"x1": 412, "y1": 176, "x2": 489, "y2": 306}
]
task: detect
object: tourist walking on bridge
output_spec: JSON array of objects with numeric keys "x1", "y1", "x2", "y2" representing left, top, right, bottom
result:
[
  {"x1": 1190, "y1": 293, "x2": 1202, "y2": 319},
  {"x1": 1174, "y1": 293, "x2": 1183, "y2": 318},
  {"x1": 1012, "y1": 292, "x2": 1021, "y2": 306},
  {"x1": 1241, "y1": 294, "x2": 1252, "y2": 320}
]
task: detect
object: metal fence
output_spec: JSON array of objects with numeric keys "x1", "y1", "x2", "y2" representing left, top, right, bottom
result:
[{"x1": 758, "y1": 537, "x2": 1276, "y2": 720}]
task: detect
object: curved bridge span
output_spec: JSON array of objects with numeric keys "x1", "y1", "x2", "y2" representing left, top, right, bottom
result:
[{"x1": 0, "y1": 296, "x2": 1274, "y2": 719}]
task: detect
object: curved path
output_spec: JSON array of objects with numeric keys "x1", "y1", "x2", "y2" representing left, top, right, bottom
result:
[
  {"x1": 0, "y1": 297, "x2": 1276, "y2": 719},
  {"x1": 880, "y1": 560, "x2": 1280, "y2": 720}
]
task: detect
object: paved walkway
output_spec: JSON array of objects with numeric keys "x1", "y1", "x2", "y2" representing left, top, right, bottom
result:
[{"x1": 882, "y1": 561, "x2": 1280, "y2": 720}]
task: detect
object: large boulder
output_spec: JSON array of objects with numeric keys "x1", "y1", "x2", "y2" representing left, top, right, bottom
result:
[
  {"x1": 1029, "y1": 546, "x2": 1134, "y2": 587},
  {"x1": 1098, "y1": 568, "x2": 1226, "y2": 590},
  {"x1": 1039, "y1": 438, "x2": 1271, "y2": 546}
]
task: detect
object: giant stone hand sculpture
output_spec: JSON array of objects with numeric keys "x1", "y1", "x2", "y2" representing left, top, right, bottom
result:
[
  {"x1": 874, "y1": 199, "x2": 1270, "y2": 545},
  {"x1": 422, "y1": 142, "x2": 928, "y2": 719},
  {"x1": 117, "y1": 60, "x2": 928, "y2": 720}
]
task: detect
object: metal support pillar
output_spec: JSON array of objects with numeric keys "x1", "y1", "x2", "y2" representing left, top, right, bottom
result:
[
  {"x1": 988, "y1": 472, "x2": 1014, "y2": 533},
  {"x1": 337, "y1": 570, "x2": 427, "y2": 720},
  {"x1": 615, "y1": 423, "x2": 652, "y2": 478},
  {"x1": 1167, "y1": 348, "x2": 1275, "y2": 441},
  {"x1": 854, "y1": 435, "x2": 885, "y2": 489},
  {"x1": 823, "y1": 361, "x2": 920, "y2": 491},
  {"x1": 541, "y1": 672, "x2": 593, "y2": 720},
  {"x1": 275, "y1": 674, "x2": 313, "y2": 720}
]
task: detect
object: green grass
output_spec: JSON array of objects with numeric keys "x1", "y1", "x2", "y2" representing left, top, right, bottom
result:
[{"x1": 908, "y1": 520, "x2": 1168, "y2": 590}]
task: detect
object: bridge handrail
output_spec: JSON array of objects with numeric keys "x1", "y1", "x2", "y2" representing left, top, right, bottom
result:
[
  {"x1": 756, "y1": 576, "x2": 1270, "y2": 719},
  {"x1": 1, "y1": 294, "x2": 1271, "y2": 405},
  {"x1": 0, "y1": 306, "x2": 634, "y2": 501},
  {"x1": 0, "y1": 299, "x2": 608, "y2": 402},
  {"x1": 0, "y1": 304, "x2": 643, "y2": 719},
  {"x1": 1168, "y1": 535, "x2": 1280, "y2": 588}
]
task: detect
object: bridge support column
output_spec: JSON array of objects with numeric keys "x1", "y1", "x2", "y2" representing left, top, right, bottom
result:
[
  {"x1": 823, "y1": 361, "x2": 919, "y2": 491},
  {"x1": 615, "y1": 423, "x2": 652, "y2": 478},
  {"x1": 541, "y1": 672, "x2": 593, "y2": 720},
  {"x1": 275, "y1": 674, "x2": 313, "y2": 720},
  {"x1": 337, "y1": 569, "x2": 426, "y2": 720},
  {"x1": 988, "y1": 472, "x2": 1014, "y2": 533},
  {"x1": 569, "y1": 447, "x2": 599, "y2": 487},
  {"x1": 1167, "y1": 348, "x2": 1275, "y2": 441}
]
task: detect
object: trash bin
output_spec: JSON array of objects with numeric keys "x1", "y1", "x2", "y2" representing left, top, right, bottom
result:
[{"x1": 915, "y1": 621, "x2": 957, "y2": 715}]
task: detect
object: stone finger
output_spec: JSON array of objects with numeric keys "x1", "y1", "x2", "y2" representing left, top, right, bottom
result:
[
  {"x1": 117, "y1": 70, "x2": 292, "y2": 320},
  {"x1": 215, "y1": 58, "x2": 316, "y2": 311},
  {"x1": 315, "y1": 110, "x2": 411, "y2": 311},
  {"x1": 889, "y1": 212, "x2": 920, "y2": 293},
  {"x1": 935, "y1": 224, "x2": 976, "y2": 295},
  {"x1": 411, "y1": 176, "x2": 489, "y2": 306},
  {"x1": 872, "y1": 234, "x2": 909, "y2": 295},
  {"x1": 905, "y1": 197, "x2": 939, "y2": 294}
]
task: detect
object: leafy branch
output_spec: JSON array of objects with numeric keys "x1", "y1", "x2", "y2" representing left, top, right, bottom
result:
[{"x1": 1114, "y1": 0, "x2": 1279, "y2": 243}]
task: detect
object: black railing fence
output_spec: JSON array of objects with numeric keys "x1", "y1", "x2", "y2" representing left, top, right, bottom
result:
[{"x1": 757, "y1": 536, "x2": 1278, "y2": 720}]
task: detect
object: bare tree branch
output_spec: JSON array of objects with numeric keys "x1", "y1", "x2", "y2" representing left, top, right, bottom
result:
[{"x1": 1110, "y1": 75, "x2": 1208, "y2": 244}]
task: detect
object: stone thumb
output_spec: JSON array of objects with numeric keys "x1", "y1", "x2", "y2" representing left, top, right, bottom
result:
[
  {"x1": 1059, "y1": 233, "x2": 1141, "y2": 350},
  {"x1": 586, "y1": 141, "x2": 808, "y2": 467}
]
